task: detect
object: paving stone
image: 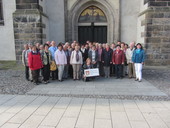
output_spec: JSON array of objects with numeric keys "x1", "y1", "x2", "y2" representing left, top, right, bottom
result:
[
  {"x1": 130, "y1": 121, "x2": 150, "y2": 128},
  {"x1": 53, "y1": 97, "x2": 72, "y2": 109},
  {"x1": 0, "y1": 113, "x2": 15, "y2": 127},
  {"x1": 40, "y1": 108, "x2": 65, "y2": 127},
  {"x1": 143, "y1": 113, "x2": 169, "y2": 128},
  {"x1": 56, "y1": 117, "x2": 77, "y2": 128},
  {"x1": 75, "y1": 110, "x2": 95, "y2": 128},
  {"x1": 135, "y1": 101, "x2": 156, "y2": 113},
  {"x1": 33, "y1": 97, "x2": 60, "y2": 116},
  {"x1": 1, "y1": 123, "x2": 20, "y2": 128},
  {"x1": 125, "y1": 109, "x2": 145, "y2": 121},
  {"x1": 63, "y1": 98, "x2": 84, "y2": 118},
  {"x1": 81, "y1": 98, "x2": 96, "y2": 111},
  {"x1": 8, "y1": 96, "x2": 48, "y2": 124},
  {"x1": 111, "y1": 112, "x2": 131, "y2": 128},
  {"x1": 19, "y1": 115, "x2": 44, "y2": 128},
  {"x1": 110, "y1": 100, "x2": 125, "y2": 112},
  {"x1": 94, "y1": 119, "x2": 112, "y2": 128}
]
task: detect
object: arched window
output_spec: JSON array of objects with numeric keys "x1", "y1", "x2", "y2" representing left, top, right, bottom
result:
[
  {"x1": 78, "y1": 6, "x2": 107, "y2": 23},
  {"x1": 0, "y1": 0, "x2": 4, "y2": 25}
]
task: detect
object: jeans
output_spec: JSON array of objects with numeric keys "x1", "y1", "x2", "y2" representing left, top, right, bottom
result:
[{"x1": 63, "y1": 65, "x2": 69, "y2": 79}]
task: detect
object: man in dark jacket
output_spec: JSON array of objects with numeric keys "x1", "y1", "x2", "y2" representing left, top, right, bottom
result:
[
  {"x1": 112, "y1": 45, "x2": 125, "y2": 79},
  {"x1": 101, "y1": 44, "x2": 113, "y2": 78}
]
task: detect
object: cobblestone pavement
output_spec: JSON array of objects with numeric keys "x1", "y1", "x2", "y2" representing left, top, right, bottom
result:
[
  {"x1": 0, "y1": 70, "x2": 35, "y2": 95},
  {"x1": 143, "y1": 67, "x2": 170, "y2": 97},
  {"x1": 0, "y1": 95, "x2": 170, "y2": 128}
]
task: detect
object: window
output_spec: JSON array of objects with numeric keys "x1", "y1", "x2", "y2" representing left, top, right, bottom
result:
[
  {"x1": 0, "y1": 0, "x2": 4, "y2": 25},
  {"x1": 79, "y1": 6, "x2": 107, "y2": 23}
]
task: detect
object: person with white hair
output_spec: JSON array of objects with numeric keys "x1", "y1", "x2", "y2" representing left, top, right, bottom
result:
[
  {"x1": 126, "y1": 42, "x2": 136, "y2": 78},
  {"x1": 22, "y1": 44, "x2": 29, "y2": 81},
  {"x1": 70, "y1": 45, "x2": 83, "y2": 80}
]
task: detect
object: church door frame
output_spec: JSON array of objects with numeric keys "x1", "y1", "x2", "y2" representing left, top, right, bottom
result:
[{"x1": 67, "y1": 0, "x2": 120, "y2": 43}]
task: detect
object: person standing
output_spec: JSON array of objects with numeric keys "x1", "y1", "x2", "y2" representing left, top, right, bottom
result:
[
  {"x1": 49, "y1": 41, "x2": 58, "y2": 80},
  {"x1": 70, "y1": 45, "x2": 83, "y2": 80},
  {"x1": 102, "y1": 44, "x2": 113, "y2": 78},
  {"x1": 126, "y1": 42, "x2": 136, "y2": 79},
  {"x1": 22, "y1": 44, "x2": 29, "y2": 81},
  {"x1": 132, "y1": 43, "x2": 145, "y2": 82},
  {"x1": 28, "y1": 45, "x2": 43, "y2": 85},
  {"x1": 63, "y1": 45, "x2": 70, "y2": 79},
  {"x1": 98, "y1": 44, "x2": 104, "y2": 76},
  {"x1": 112, "y1": 45, "x2": 125, "y2": 79},
  {"x1": 88, "y1": 45, "x2": 98, "y2": 68},
  {"x1": 39, "y1": 44, "x2": 44, "y2": 79},
  {"x1": 42, "y1": 44, "x2": 52, "y2": 84},
  {"x1": 27, "y1": 43, "x2": 33, "y2": 82},
  {"x1": 110, "y1": 43, "x2": 116, "y2": 76},
  {"x1": 55, "y1": 44, "x2": 67, "y2": 82}
]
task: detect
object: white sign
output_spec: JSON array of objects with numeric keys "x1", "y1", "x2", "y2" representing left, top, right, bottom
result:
[{"x1": 84, "y1": 68, "x2": 99, "y2": 77}]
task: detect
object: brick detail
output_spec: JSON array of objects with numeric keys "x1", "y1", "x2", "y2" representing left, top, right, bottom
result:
[{"x1": 143, "y1": 0, "x2": 170, "y2": 65}]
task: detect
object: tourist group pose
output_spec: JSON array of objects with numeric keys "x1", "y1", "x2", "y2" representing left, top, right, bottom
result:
[{"x1": 22, "y1": 41, "x2": 145, "y2": 85}]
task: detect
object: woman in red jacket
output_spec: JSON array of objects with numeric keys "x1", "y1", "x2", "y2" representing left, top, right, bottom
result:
[
  {"x1": 112, "y1": 45, "x2": 125, "y2": 79},
  {"x1": 28, "y1": 45, "x2": 43, "y2": 85}
]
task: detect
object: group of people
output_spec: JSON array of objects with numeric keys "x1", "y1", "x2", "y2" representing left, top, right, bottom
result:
[{"x1": 22, "y1": 40, "x2": 145, "y2": 85}]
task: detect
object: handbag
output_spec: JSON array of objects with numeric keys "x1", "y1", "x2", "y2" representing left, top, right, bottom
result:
[{"x1": 50, "y1": 61, "x2": 57, "y2": 71}]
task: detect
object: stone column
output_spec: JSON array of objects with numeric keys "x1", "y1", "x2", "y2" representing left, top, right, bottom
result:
[
  {"x1": 13, "y1": 0, "x2": 45, "y2": 61},
  {"x1": 143, "y1": 0, "x2": 170, "y2": 65}
]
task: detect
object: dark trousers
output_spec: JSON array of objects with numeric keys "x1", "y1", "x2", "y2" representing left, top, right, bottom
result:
[
  {"x1": 99, "y1": 61, "x2": 104, "y2": 76},
  {"x1": 31, "y1": 69, "x2": 40, "y2": 83},
  {"x1": 115, "y1": 64, "x2": 123, "y2": 78},
  {"x1": 110, "y1": 64, "x2": 115, "y2": 76},
  {"x1": 43, "y1": 64, "x2": 50, "y2": 81},
  {"x1": 51, "y1": 69, "x2": 58, "y2": 80},
  {"x1": 25, "y1": 66, "x2": 29, "y2": 80},
  {"x1": 69, "y1": 65, "x2": 73, "y2": 78}
]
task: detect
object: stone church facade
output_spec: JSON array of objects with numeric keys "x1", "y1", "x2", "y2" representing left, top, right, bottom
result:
[{"x1": 0, "y1": 0, "x2": 170, "y2": 65}]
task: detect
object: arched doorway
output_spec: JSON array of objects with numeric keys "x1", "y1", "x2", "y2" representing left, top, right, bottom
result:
[
  {"x1": 67, "y1": 0, "x2": 120, "y2": 44},
  {"x1": 78, "y1": 6, "x2": 107, "y2": 44}
]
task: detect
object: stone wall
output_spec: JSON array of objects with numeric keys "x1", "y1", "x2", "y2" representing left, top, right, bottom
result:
[
  {"x1": 13, "y1": 0, "x2": 45, "y2": 61},
  {"x1": 143, "y1": 0, "x2": 170, "y2": 65}
]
